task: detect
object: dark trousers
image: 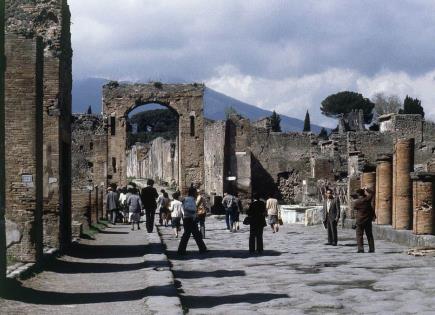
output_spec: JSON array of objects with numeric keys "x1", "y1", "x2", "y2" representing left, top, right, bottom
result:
[
  {"x1": 178, "y1": 217, "x2": 207, "y2": 254},
  {"x1": 356, "y1": 221, "x2": 375, "y2": 252},
  {"x1": 196, "y1": 216, "x2": 206, "y2": 239},
  {"x1": 146, "y1": 208, "x2": 156, "y2": 233},
  {"x1": 110, "y1": 209, "x2": 118, "y2": 224},
  {"x1": 326, "y1": 215, "x2": 338, "y2": 245},
  {"x1": 225, "y1": 208, "x2": 231, "y2": 229},
  {"x1": 249, "y1": 224, "x2": 264, "y2": 253}
]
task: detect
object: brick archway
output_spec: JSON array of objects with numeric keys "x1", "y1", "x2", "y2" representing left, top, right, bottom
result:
[{"x1": 103, "y1": 82, "x2": 205, "y2": 193}]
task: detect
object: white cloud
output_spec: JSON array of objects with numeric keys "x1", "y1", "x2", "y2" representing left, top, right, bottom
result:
[{"x1": 206, "y1": 67, "x2": 435, "y2": 128}]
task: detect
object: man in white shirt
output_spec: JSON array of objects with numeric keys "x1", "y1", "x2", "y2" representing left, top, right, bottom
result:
[{"x1": 322, "y1": 188, "x2": 341, "y2": 246}]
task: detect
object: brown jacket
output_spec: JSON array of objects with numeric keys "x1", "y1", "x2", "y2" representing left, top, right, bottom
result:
[
  {"x1": 352, "y1": 191, "x2": 375, "y2": 225},
  {"x1": 322, "y1": 197, "x2": 340, "y2": 222}
]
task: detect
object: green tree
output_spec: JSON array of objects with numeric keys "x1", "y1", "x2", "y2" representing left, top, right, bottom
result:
[
  {"x1": 303, "y1": 110, "x2": 311, "y2": 132},
  {"x1": 321, "y1": 91, "x2": 375, "y2": 124},
  {"x1": 318, "y1": 127, "x2": 328, "y2": 140},
  {"x1": 400, "y1": 95, "x2": 424, "y2": 117},
  {"x1": 270, "y1": 110, "x2": 281, "y2": 132}
]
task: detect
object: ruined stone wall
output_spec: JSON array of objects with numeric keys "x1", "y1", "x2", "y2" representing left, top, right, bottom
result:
[
  {"x1": 204, "y1": 120, "x2": 225, "y2": 197},
  {"x1": 71, "y1": 114, "x2": 106, "y2": 230},
  {"x1": 5, "y1": 34, "x2": 44, "y2": 262},
  {"x1": 250, "y1": 129, "x2": 312, "y2": 199},
  {"x1": 348, "y1": 131, "x2": 394, "y2": 165},
  {"x1": 7, "y1": 0, "x2": 73, "y2": 250}
]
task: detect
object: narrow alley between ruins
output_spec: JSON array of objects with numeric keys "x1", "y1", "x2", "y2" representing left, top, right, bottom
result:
[{"x1": 2, "y1": 216, "x2": 435, "y2": 314}]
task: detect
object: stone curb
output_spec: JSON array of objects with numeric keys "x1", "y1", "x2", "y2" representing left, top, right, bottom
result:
[
  {"x1": 142, "y1": 224, "x2": 183, "y2": 315},
  {"x1": 344, "y1": 219, "x2": 435, "y2": 248},
  {"x1": 6, "y1": 247, "x2": 59, "y2": 279}
]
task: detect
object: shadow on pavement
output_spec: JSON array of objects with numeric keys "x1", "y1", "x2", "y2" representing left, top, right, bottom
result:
[
  {"x1": 181, "y1": 292, "x2": 289, "y2": 309},
  {"x1": 0, "y1": 279, "x2": 176, "y2": 305},
  {"x1": 67, "y1": 243, "x2": 159, "y2": 259},
  {"x1": 45, "y1": 260, "x2": 147, "y2": 274},
  {"x1": 174, "y1": 269, "x2": 246, "y2": 279},
  {"x1": 167, "y1": 249, "x2": 282, "y2": 260}
]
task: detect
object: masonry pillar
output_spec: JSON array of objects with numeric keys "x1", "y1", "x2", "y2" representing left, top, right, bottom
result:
[
  {"x1": 375, "y1": 154, "x2": 393, "y2": 225},
  {"x1": 392, "y1": 138, "x2": 414, "y2": 230},
  {"x1": 5, "y1": 34, "x2": 44, "y2": 262},
  {"x1": 0, "y1": 0, "x2": 6, "y2": 284},
  {"x1": 411, "y1": 172, "x2": 434, "y2": 235}
]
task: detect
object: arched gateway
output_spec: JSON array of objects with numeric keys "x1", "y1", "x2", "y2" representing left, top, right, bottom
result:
[{"x1": 103, "y1": 82, "x2": 205, "y2": 193}]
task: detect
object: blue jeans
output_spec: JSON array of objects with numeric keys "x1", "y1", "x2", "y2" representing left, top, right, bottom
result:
[{"x1": 225, "y1": 208, "x2": 234, "y2": 230}]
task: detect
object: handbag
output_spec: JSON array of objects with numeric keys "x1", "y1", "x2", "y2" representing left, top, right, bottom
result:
[
  {"x1": 278, "y1": 218, "x2": 283, "y2": 225},
  {"x1": 243, "y1": 216, "x2": 250, "y2": 225}
]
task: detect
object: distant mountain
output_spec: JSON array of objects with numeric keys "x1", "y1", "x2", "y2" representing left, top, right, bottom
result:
[{"x1": 72, "y1": 77, "x2": 326, "y2": 132}]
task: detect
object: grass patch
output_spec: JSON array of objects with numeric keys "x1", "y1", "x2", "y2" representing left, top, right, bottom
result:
[{"x1": 81, "y1": 220, "x2": 110, "y2": 240}]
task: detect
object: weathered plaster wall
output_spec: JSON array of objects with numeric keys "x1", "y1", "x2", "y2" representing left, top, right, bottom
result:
[{"x1": 204, "y1": 120, "x2": 225, "y2": 197}]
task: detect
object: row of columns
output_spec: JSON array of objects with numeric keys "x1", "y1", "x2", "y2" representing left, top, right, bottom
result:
[{"x1": 362, "y1": 138, "x2": 434, "y2": 235}]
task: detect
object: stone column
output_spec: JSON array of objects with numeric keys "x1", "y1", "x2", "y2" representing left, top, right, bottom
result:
[
  {"x1": 411, "y1": 172, "x2": 434, "y2": 235},
  {"x1": 392, "y1": 138, "x2": 415, "y2": 230},
  {"x1": 375, "y1": 154, "x2": 393, "y2": 225},
  {"x1": 5, "y1": 34, "x2": 44, "y2": 262}
]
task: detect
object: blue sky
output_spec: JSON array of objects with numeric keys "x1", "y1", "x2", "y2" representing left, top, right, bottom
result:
[{"x1": 70, "y1": 0, "x2": 435, "y2": 127}]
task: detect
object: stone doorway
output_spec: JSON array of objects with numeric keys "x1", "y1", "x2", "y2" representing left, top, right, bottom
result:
[{"x1": 103, "y1": 82, "x2": 205, "y2": 194}]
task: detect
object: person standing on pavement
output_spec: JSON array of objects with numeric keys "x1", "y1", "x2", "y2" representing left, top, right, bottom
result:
[
  {"x1": 266, "y1": 194, "x2": 280, "y2": 233},
  {"x1": 222, "y1": 191, "x2": 236, "y2": 231},
  {"x1": 196, "y1": 189, "x2": 208, "y2": 238},
  {"x1": 160, "y1": 191, "x2": 171, "y2": 227},
  {"x1": 322, "y1": 188, "x2": 341, "y2": 246},
  {"x1": 170, "y1": 191, "x2": 183, "y2": 238},
  {"x1": 177, "y1": 187, "x2": 207, "y2": 255},
  {"x1": 127, "y1": 187, "x2": 143, "y2": 231},
  {"x1": 140, "y1": 179, "x2": 159, "y2": 233},
  {"x1": 106, "y1": 186, "x2": 118, "y2": 225},
  {"x1": 352, "y1": 188, "x2": 376, "y2": 253},
  {"x1": 247, "y1": 194, "x2": 267, "y2": 254}
]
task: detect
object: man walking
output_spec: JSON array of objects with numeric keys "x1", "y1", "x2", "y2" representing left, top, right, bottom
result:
[
  {"x1": 222, "y1": 191, "x2": 236, "y2": 231},
  {"x1": 322, "y1": 188, "x2": 340, "y2": 246},
  {"x1": 106, "y1": 186, "x2": 118, "y2": 225},
  {"x1": 140, "y1": 179, "x2": 159, "y2": 233},
  {"x1": 352, "y1": 188, "x2": 375, "y2": 253}
]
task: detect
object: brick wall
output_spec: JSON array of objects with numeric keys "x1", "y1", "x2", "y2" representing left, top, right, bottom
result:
[{"x1": 5, "y1": 34, "x2": 44, "y2": 262}]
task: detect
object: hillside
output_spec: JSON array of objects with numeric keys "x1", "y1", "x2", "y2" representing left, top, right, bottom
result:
[{"x1": 72, "y1": 78, "x2": 326, "y2": 132}]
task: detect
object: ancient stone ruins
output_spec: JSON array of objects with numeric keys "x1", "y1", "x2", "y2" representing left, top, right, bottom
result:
[{"x1": 1, "y1": 0, "x2": 435, "y2": 294}]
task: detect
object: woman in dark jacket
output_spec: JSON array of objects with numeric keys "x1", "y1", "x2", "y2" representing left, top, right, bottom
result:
[{"x1": 247, "y1": 195, "x2": 267, "y2": 254}]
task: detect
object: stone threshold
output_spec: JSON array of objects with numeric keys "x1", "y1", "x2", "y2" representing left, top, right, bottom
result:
[{"x1": 344, "y1": 219, "x2": 435, "y2": 248}]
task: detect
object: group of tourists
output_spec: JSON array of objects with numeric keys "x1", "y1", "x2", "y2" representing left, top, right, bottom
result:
[{"x1": 107, "y1": 180, "x2": 376, "y2": 256}]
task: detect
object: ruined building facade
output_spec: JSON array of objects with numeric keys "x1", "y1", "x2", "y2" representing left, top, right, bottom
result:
[{"x1": 3, "y1": 0, "x2": 72, "y2": 266}]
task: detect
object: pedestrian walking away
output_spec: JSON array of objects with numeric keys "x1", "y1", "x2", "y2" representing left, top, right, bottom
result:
[
  {"x1": 322, "y1": 188, "x2": 340, "y2": 246},
  {"x1": 106, "y1": 186, "x2": 119, "y2": 225},
  {"x1": 177, "y1": 186, "x2": 207, "y2": 255},
  {"x1": 170, "y1": 191, "x2": 183, "y2": 238},
  {"x1": 127, "y1": 187, "x2": 143, "y2": 230},
  {"x1": 157, "y1": 189, "x2": 166, "y2": 226},
  {"x1": 266, "y1": 194, "x2": 279, "y2": 233},
  {"x1": 140, "y1": 179, "x2": 159, "y2": 233},
  {"x1": 222, "y1": 191, "x2": 236, "y2": 231},
  {"x1": 247, "y1": 194, "x2": 267, "y2": 254},
  {"x1": 352, "y1": 187, "x2": 376, "y2": 253}
]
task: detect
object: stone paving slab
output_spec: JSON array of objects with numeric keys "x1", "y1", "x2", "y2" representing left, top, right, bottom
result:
[
  {"x1": 158, "y1": 216, "x2": 435, "y2": 315},
  {"x1": 0, "y1": 222, "x2": 176, "y2": 315}
]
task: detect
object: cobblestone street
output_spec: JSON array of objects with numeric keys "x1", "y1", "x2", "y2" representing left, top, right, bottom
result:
[
  {"x1": 160, "y1": 216, "x2": 435, "y2": 315},
  {"x1": 2, "y1": 216, "x2": 435, "y2": 314}
]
